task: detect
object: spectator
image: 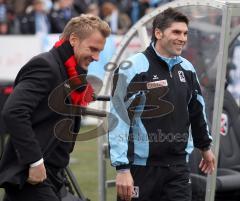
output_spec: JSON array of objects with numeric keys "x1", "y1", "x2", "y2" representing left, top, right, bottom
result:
[
  {"x1": 5, "y1": 7, "x2": 19, "y2": 34},
  {"x1": 0, "y1": 0, "x2": 7, "y2": 22},
  {"x1": 18, "y1": 0, "x2": 51, "y2": 34},
  {"x1": 0, "y1": 0, "x2": 19, "y2": 34},
  {"x1": 86, "y1": 3, "x2": 100, "y2": 17},
  {"x1": 7, "y1": 0, "x2": 32, "y2": 16},
  {"x1": 115, "y1": 0, "x2": 131, "y2": 18},
  {"x1": 101, "y1": 1, "x2": 131, "y2": 35},
  {"x1": 130, "y1": 0, "x2": 149, "y2": 24},
  {"x1": 0, "y1": 20, "x2": 7, "y2": 34},
  {"x1": 73, "y1": 0, "x2": 92, "y2": 14},
  {"x1": 131, "y1": 0, "x2": 173, "y2": 24},
  {"x1": 49, "y1": 0, "x2": 78, "y2": 33}
]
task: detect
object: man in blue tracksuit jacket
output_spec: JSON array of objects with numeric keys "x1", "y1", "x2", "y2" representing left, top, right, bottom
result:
[{"x1": 109, "y1": 8, "x2": 215, "y2": 201}]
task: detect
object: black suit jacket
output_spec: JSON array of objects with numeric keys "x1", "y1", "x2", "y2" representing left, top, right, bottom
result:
[{"x1": 0, "y1": 48, "x2": 80, "y2": 186}]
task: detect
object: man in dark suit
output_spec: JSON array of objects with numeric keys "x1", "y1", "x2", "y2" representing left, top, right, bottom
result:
[{"x1": 0, "y1": 14, "x2": 111, "y2": 201}]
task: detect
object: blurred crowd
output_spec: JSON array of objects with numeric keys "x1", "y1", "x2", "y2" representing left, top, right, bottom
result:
[{"x1": 0, "y1": 0, "x2": 174, "y2": 35}]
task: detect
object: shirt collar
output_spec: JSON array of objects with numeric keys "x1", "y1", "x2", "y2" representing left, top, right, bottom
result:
[{"x1": 151, "y1": 42, "x2": 182, "y2": 71}]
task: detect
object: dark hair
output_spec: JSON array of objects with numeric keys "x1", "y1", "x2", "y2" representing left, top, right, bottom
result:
[{"x1": 152, "y1": 8, "x2": 189, "y2": 43}]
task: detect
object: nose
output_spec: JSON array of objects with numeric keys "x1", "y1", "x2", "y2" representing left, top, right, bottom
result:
[
  {"x1": 180, "y1": 33, "x2": 187, "y2": 42},
  {"x1": 92, "y1": 52, "x2": 100, "y2": 61}
]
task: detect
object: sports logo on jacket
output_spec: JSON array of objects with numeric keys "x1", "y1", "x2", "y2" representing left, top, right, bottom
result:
[
  {"x1": 152, "y1": 74, "x2": 159, "y2": 80},
  {"x1": 220, "y1": 113, "x2": 228, "y2": 136},
  {"x1": 147, "y1": 80, "x2": 168, "y2": 89},
  {"x1": 178, "y1": 71, "x2": 186, "y2": 82}
]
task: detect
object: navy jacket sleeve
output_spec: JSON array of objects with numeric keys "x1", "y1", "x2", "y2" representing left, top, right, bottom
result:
[{"x1": 188, "y1": 69, "x2": 212, "y2": 149}]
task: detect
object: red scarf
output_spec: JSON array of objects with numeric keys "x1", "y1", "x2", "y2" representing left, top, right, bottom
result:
[{"x1": 54, "y1": 39, "x2": 94, "y2": 106}]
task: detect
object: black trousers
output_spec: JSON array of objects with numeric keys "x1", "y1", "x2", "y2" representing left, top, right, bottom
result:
[
  {"x1": 118, "y1": 164, "x2": 191, "y2": 201},
  {"x1": 3, "y1": 166, "x2": 65, "y2": 201},
  {"x1": 3, "y1": 181, "x2": 60, "y2": 201}
]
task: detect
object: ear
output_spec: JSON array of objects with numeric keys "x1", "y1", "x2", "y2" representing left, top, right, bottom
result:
[
  {"x1": 69, "y1": 33, "x2": 78, "y2": 47},
  {"x1": 155, "y1": 28, "x2": 163, "y2": 40}
]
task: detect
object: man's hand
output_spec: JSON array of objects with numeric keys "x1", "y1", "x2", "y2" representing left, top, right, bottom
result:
[
  {"x1": 199, "y1": 149, "x2": 215, "y2": 174},
  {"x1": 27, "y1": 163, "x2": 47, "y2": 185},
  {"x1": 116, "y1": 170, "x2": 134, "y2": 201}
]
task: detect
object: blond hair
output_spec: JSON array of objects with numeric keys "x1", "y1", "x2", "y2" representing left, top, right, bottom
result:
[{"x1": 61, "y1": 14, "x2": 111, "y2": 40}]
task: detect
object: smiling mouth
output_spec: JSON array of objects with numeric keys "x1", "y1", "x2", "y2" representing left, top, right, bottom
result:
[
  {"x1": 175, "y1": 44, "x2": 184, "y2": 49},
  {"x1": 87, "y1": 58, "x2": 94, "y2": 63},
  {"x1": 175, "y1": 46, "x2": 182, "y2": 50}
]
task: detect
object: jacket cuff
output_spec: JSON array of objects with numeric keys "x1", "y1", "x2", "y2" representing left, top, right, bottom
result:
[
  {"x1": 199, "y1": 144, "x2": 212, "y2": 152},
  {"x1": 116, "y1": 164, "x2": 130, "y2": 170},
  {"x1": 30, "y1": 158, "x2": 44, "y2": 168}
]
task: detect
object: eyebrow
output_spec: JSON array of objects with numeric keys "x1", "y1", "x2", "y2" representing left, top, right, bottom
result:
[
  {"x1": 172, "y1": 29, "x2": 188, "y2": 33},
  {"x1": 90, "y1": 46, "x2": 103, "y2": 52}
]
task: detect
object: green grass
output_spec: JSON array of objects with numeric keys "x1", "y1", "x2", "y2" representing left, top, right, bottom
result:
[
  {"x1": 0, "y1": 189, "x2": 3, "y2": 200},
  {"x1": 69, "y1": 127, "x2": 116, "y2": 201}
]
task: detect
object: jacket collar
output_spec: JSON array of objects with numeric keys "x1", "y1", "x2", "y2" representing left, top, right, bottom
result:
[{"x1": 144, "y1": 43, "x2": 182, "y2": 71}]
